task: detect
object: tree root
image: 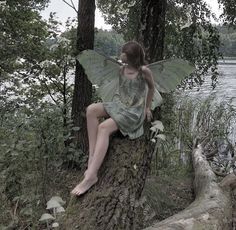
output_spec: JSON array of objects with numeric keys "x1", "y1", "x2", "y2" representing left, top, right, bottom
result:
[{"x1": 143, "y1": 144, "x2": 232, "y2": 230}]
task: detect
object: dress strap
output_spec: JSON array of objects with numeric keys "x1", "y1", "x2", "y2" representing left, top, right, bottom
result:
[{"x1": 119, "y1": 65, "x2": 125, "y2": 76}]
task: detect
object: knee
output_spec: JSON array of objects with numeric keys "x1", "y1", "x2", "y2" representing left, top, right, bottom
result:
[
  {"x1": 98, "y1": 122, "x2": 109, "y2": 134},
  {"x1": 86, "y1": 103, "x2": 97, "y2": 118}
]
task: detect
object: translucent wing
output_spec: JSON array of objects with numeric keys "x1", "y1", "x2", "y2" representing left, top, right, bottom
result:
[
  {"x1": 148, "y1": 59, "x2": 195, "y2": 93},
  {"x1": 76, "y1": 49, "x2": 121, "y2": 102},
  {"x1": 151, "y1": 87, "x2": 163, "y2": 110}
]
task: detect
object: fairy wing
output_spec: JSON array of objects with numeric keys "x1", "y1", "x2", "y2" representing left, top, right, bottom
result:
[
  {"x1": 148, "y1": 59, "x2": 195, "y2": 93},
  {"x1": 151, "y1": 87, "x2": 163, "y2": 110},
  {"x1": 76, "y1": 49, "x2": 122, "y2": 102}
]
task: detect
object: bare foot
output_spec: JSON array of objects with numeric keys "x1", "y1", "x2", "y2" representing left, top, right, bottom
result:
[
  {"x1": 71, "y1": 176, "x2": 98, "y2": 196},
  {"x1": 84, "y1": 158, "x2": 93, "y2": 177}
]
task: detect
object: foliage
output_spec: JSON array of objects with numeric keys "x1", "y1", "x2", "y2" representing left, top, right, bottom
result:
[
  {"x1": 0, "y1": 105, "x2": 82, "y2": 228},
  {"x1": 97, "y1": 0, "x2": 222, "y2": 89},
  {"x1": 94, "y1": 29, "x2": 125, "y2": 56},
  {"x1": 1, "y1": 13, "x2": 76, "y2": 126},
  {"x1": 66, "y1": 27, "x2": 125, "y2": 57},
  {"x1": 192, "y1": 95, "x2": 236, "y2": 175},
  {"x1": 0, "y1": 0, "x2": 49, "y2": 79},
  {"x1": 0, "y1": 106, "x2": 64, "y2": 228},
  {"x1": 152, "y1": 92, "x2": 236, "y2": 177},
  {"x1": 97, "y1": 0, "x2": 140, "y2": 41},
  {"x1": 165, "y1": 0, "x2": 222, "y2": 89},
  {"x1": 218, "y1": 25, "x2": 236, "y2": 56},
  {"x1": 218, "y1": 0, "x2": 236, "y2": 27},
  {"x1": 0, "y1": 11, "x2": 83, "y2": 227}
]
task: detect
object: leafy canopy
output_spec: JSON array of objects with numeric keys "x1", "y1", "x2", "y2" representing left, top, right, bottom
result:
[{"x1": 97, "y1": 0, "x2": 222, "y2": 88}]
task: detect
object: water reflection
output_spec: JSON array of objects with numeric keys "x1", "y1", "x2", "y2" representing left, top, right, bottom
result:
[
  {"x1": 183, "y1": 59, "x2": 236, "y2": 108},
  {"x1": 177, "y1": 59, "x2": 236, "y2": 163}
]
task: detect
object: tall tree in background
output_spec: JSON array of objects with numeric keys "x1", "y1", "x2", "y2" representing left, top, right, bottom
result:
[
  {"x1": 138, "y1": 0, "x2": 167, "y2": 62},
  {"x1": 0, "y1": 0, "x2": 49, "y2": 80},
  {"x1": 62, "y1": 0, "x2": 167, "y2": 229},
  {"x1": 97, "y1": 0, "x2": 221, "y2": 88},
  {"x1": 71, "y1": 0, "x2": 95, "y2": 153}
]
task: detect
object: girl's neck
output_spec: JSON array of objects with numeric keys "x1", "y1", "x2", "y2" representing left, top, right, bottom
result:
[{"x1": 124, "y1": 63, "x2": 139, "y2": 72}]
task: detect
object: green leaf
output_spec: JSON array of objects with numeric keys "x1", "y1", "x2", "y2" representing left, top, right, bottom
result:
[{"x1": 72, "y1": 126, "x2": 80, "y2": 131}]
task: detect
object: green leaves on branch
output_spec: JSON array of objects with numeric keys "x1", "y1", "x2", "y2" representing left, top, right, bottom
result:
[
  {"x1": 218, "y1": 0, "x2": 236, "y2": 27},
  {"x1": 0, "y1": 1, "x2": 49, "y2": 76},
  {"x1": 97, "y1": 0, "x2": 141, "y2": 40},
  {"x1": 97, "y1": 0, "x2": 223, "y2": 88}
]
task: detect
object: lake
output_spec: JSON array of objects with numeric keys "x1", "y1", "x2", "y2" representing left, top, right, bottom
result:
[
  {"x1": 180, "y1": 57, "x2": 236, "y2": 144},
  {"x1": 189, "y1": 58, "x2": 236, "y2": 107}
]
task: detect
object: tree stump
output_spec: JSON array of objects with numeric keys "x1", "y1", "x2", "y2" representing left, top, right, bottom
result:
[
  {"x1": 60, "y1": 124, "x2": 156, "y2": 230},
  {"x1": 143, "y1": 144, "x2": 232, "y2": 230}
]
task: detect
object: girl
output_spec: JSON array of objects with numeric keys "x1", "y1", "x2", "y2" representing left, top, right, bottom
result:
[{"x1": 71, "y1": 41, "x2": 155, "y2": 196}]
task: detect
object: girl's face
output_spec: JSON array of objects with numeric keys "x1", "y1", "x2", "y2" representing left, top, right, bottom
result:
[{"x1": 120, "y1": 52, "x2": 128, "y2": 64}]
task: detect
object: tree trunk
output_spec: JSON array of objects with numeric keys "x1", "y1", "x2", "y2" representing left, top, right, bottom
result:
[
  {"x1": 61, "y1": 124, "x2": 157, "y2": 230},
  {"x1": 138, "y1": 0, "x2": 166, "y2": 123},
  {"x1": 62, "y1": 0, "x2": 167, "y2": 229},
  {"x1": 71, "y1": 0, "x2": 95, "y2": 153},
  {"x1": 138, "y1": 0, "x2": 167, "y2": 62},
  {"x1": 143, "y1": 144, "x2": 232, "y2": 230}
]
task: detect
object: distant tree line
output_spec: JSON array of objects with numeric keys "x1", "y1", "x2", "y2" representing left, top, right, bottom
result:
[{"x1": 218, "y1": 26, "x2": 236, "y2": 57}]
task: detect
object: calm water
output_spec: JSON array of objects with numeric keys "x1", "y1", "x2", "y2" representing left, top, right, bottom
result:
[
  {"x1": 176, "y1": 58, "x2": 236, "y2": 164},
  {"x1": 181, "y1": 58, "x2": 236, "y2": 143},
  {"x1": 183, "y1": 59, "x2": 236, "y2": 108},
  {"x1": 184, "y1": 59, "x2": 236, "y2": 107}
]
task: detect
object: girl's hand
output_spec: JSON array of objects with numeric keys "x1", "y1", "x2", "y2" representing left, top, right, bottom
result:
[{"x1": 146, "y1": 107, "x2": 153, "y2": 122}]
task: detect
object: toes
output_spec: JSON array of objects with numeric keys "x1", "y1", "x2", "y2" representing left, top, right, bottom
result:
[
  {"x1": 71, "y1": 186, "x2": 80, "y2": 195},
  {"x1": 71, "y1": 178, "x2": 98, "y2": 197}
]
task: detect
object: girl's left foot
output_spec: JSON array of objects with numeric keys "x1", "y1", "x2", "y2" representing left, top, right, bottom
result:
[{"x1": 71, "y1": 176, "x2": 98, "y2": 196}]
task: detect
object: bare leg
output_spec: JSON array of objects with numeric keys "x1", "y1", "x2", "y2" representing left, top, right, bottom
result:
[
  {"x1": 85, "y1": 103, "x2": 109, "y2": 175},
  {"x1": 71, "y1": 118, "x2": 118, "y2": 196}
]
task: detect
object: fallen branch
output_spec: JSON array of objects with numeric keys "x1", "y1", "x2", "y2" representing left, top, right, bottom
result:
[{"x1": 143, "y1": 144, "x2": 232, "y2": 230}]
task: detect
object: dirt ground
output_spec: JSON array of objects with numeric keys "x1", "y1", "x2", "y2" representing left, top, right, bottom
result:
[{"x1": 142, "y1": 173, "x2": 194, "y2": 222}]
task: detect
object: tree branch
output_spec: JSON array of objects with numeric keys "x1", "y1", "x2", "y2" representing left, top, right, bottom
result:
[
  {"x1": 61, "y1": 0, "x2": 78, "y2": 13},
  {"x1": 143, "y1": 144, "x2": 232, "y2": 229},
  {"x1": 43, "y1": 81, "x2": 59, "y2": 106}
]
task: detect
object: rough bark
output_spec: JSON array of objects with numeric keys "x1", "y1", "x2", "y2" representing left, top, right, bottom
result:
[
  {"x1": 71, "y1": 0, "x2": 95, "y2": 153},
  {"x1": 60, "y1": 124, "x2": 157, "y2": 230},
  {"x1": 138, "y1": 0, "x2": 167, "y2": 62},
  {"x1": 143, "y1": 144, "x2": 232, "y2": 230},
  {"x1": 62, "y1": 0, "x2": 167, "y2": 229}
]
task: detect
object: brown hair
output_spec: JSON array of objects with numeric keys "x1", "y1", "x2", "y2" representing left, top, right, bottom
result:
[{"x1": 121, "y1": 41, "x2": 146, "y2": 69}]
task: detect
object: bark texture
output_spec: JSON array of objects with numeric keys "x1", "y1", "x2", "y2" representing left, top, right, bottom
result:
[
  {"x1": 143, "y1": 144, "x2": 232, "y2": 230},
  {"x1": 71, "y1": 0, "x2": 95, "y2": 153},
  {"x1": 63, "y1": 0, "x2": 167, "y2": 229},
  {"x1": 60, "y1": 125, "x2": 157, "y2": 230},
  {"x1": 138, "y1": 0, "x2": 167, "y2": 62}
]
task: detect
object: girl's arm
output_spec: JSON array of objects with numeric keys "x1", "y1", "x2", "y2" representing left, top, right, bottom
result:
[{"x1": 141, "y1": 66, "x2": 155, "y2": 121}]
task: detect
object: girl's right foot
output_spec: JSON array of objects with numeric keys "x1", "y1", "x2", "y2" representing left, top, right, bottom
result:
[
  {"x1": 71, "y1": 175, "x2": 98, "y2": 196},
  {"x1": 84, "y1": 157, "x2": 93, "y2": 177}
]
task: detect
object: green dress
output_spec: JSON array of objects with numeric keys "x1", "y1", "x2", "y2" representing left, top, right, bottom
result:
[{"x1": 103, "y1": 68, "x2": 148, "y2": 139}]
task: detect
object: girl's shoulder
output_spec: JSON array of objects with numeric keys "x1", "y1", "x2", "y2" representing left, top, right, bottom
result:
[{"x1": 140, "y1": 65, "x2": 152, "y2": 77}]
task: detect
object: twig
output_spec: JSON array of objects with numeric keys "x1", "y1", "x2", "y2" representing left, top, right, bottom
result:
[
  {"x1": 13, "y1": 199, "x2": 19, "y2": 218},
  {"x1": 212, "y1": 168, "x2": 227, "y2": 177},
  {"x1": 61, "y1": 0, "x2": 78, "y2": 13},
  {"x1": 70, "y1": 0, "x2": 77, "y2": 11}
]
